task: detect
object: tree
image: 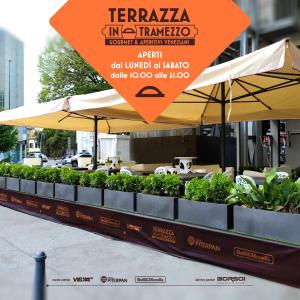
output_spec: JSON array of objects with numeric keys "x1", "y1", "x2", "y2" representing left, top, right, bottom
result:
[
  {"x1": 38, "y1": 35, "x2": 111, "y2": 103},
  {"x1": 0, "y1": 125, "x2": 18, "y2": 153},
  {"x1": 37, "y1": 35, "x2": 111, "y2": 157},
  {"x1": 36, "y1": 129, "x2": 77, "y2": 159}
]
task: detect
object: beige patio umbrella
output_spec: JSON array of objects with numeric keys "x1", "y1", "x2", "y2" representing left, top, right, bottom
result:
[
  {"x1": 0, "y1": 39, "x2": 299, "y2": 170},
  {"x1": 0, "y1": 91, "x2": 196, "y2": 169}
]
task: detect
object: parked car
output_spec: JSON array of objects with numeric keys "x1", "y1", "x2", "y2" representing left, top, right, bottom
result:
[
  {"x1": 70, "y1": 151, "x2": 92, "y2": 167},
  {"x1": 62, "y1": 155, "x2": 73, "y2": 165},
  {"x1": 27, "y1": 152, "x2": 48, "y2": 163}
]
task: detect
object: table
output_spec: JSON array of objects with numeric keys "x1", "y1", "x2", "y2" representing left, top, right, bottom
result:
[{"x1": 174, "y1": 157, "x2": 197, "y2": 174}]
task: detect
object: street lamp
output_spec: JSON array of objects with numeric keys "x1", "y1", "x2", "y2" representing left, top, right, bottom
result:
[{"x1": 8, "y1": 59, "x2": 12, "y2": 110}]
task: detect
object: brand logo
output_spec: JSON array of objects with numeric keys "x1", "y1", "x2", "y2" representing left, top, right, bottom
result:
[
  {"x1": 73, "y1": 277, "x2": 93, "y2": 283},
  {"x1": 135, "y1": 276, "x2": 166, "y2": 284},
  {"x1": 100, "y1": 276, "x2": 128, "y2": 284},
  {"x1": 187, "y1": 235, "x2": 221, "y2": 252},
  {"x1": 102, "y1": 8, "x2": 198, "y2": 47},
  {"x1": 233, "y1": 247, "x2": 274, "y2": 265},
  {"x1": 11, "y1": 196, "x2": 23, "y2": 205},
  {"x1": 152, "y1": 226, "x2": 176, "y2": 244},
  {"x1": 99, "y1": 216, "x2": 120, "y2": 228},
  {"x1": 127, "y1": 224, "x2": 142, "y2": 232},
  {"x1": 26, "y1": 200, "x2": 39, "y2": 209},
  {"x1": 0, "y1": 192, "x2": 8, "y2": 202},
  {"x1": 56, "y1": 205, "x2": 70, "y2": 218},
  {"x1": 41, "y1": 204, "x2": 52, "y2": 211},
  {"x1": 217, "y1": 276, "x2": 246, "y2": 284},
  {"x1": 76, "y1": 211, "x2": 93, "y2": 222}
]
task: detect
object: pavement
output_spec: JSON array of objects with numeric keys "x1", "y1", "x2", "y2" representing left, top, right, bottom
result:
[{"x1": 0, "y1": 206, "x2": 299, "y2": 300}]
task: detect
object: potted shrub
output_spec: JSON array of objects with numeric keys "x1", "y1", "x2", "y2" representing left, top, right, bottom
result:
[
  {"x1": 55, "y1": 168, "x2": 80, "y2": 202},
  {"x1": 20, "y1": 166, "x2": 37, "y2": 194},
  {"x1": 77, "y1": 171, "x2": 106, "y2": 206},
  {"x1": 227, "y1": 169, "x2": 300, "y2": 244},
  {"x1": 104, "y1": 173, "x2": 143, "y2": 212},
  {"x1": 178, "y1": 173, "x2": 234, "y2": 230},
  {"x1": 136, "y1": 174, "x2": 183, "y2": 220},
  {"x1": 36, "y1": 168, "x2": 61, "y2": 199},
  {"x1": 0, "y1": 163, "x2": 10, "y2": 189},
  {"x1": 6, "y1": 164, "x2": 23, "y2": 192}
]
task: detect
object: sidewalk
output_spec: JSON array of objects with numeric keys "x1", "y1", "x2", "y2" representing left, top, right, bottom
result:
[{"x1": 0, "y1": 206, "x2": 299, "y2": 300}]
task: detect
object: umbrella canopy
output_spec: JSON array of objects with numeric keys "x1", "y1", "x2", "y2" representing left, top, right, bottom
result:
[
  {"x1": 0, "y1": 38, "x2": 299, "y2": 169},
  {"x1": 1, "y1": 39, "x2": 299, "y2": 129},
  {"x1": 0, "y1": 90, "x2": 195, "y2": 133}
]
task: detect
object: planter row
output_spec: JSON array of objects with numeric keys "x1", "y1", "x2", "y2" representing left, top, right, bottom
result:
[
  {"x1": 0, "y1": 176, "x2": 299, "y2": 245},
  {"x1": 0, "y1": 176, "x2": 230, "y2": 230}
]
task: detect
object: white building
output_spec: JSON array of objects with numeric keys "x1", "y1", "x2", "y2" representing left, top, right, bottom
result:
[{"x1": 76, "y1": 131, "x2": 131, "y2": 162}]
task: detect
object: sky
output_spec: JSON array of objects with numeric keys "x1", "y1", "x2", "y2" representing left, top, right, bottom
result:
[{"x1": 0, "y1": 0, "x2": 68, "y2": 105}]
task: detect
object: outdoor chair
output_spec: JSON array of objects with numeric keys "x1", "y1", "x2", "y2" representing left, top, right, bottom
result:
[
  {"x1": 276, "y1": 172, "x2": 289, "y2": 180},
  {"x1": 166, "y1": 167, "x2": 178, "y2": 174},
  {"x1": 204, "y1": 172, "x2": 214, "y2": 181},
  {"x1": 154, "y1": 167, "x2": 168, "y2": 175},
  {"x1": 236, "y1": 175, "x2": 256, "y2": 190},
  {"x1": 120, "y1": 168, "x2": 133, "y2": 176}
]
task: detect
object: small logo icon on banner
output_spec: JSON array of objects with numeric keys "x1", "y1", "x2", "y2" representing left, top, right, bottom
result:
[{"x1": 50, "y1": 0, "x2": 250, "y2": 121}]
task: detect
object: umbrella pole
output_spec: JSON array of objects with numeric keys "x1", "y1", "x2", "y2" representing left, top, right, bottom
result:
[
  {"x1": 93, "y1": 116, "x2": 98, "y2": 170},
  {"x1": 221, "y1": 82, "x2": 226, "y2": 172}
]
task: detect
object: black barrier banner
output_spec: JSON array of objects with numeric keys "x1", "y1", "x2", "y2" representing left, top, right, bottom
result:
[{"x1": 0, "y1": 190, "x2": 299, "y2": 288}]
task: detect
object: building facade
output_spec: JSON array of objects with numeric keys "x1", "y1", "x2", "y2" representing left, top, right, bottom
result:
[
  {"x1": 0, "y1": 29, "x2": 24, "y2": 110},
  {"x1": 0, "y1": 29, "x2": 24, "y2": 162}
]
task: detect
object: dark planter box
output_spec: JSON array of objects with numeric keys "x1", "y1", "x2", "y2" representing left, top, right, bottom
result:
[
  {"x1": 178, "y1": 199, "x2": 232, "y2": 230},
  {"x1": 104, "y1": 189, "x2": 135, "y2": 212},
  {"x1": 55, "y1": 183, "x2": 77, "y2": 202},
  {"x1": 77, "y1": 186, "x2": 103, "y2": 206},
  {"x1": 0, "y1": 176, "x2": 6, "y2": 189},
  {"x1": 234, "y1": 206, "x2": 300, "y2": 245},
  {"x1": 20, "y1": 179, "x2": 36, "y2": 195},
  {"x1": 137, "y1": 193, "x2": 177, "y2": 220},
  {"x1": 6, "y1": 177, "x2": 20, "y2": 191},
  {"x1": 36, "y1": 181, "x2": 54, "y2": 199}
]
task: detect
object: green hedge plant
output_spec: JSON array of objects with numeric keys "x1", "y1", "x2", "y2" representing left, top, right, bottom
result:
[
  {"x1": 106, "y1": 173, "x2": 143, "y2": 192},
  {"x1": 79, "y1": 172, "x2": 91, "y2": 187},
  {"x1": 184, "y1": 174, "x2": 233, "y2": 203},
  {"x1": 90, "y1": 171, "x2": 107, "y2": 188},
  {"x1": 9, "y1": 164, "x2": 24, "y2": 178},
  {"x1": 60, "y1": 168, "x2": 80, "y2": 185},
  {"x1": 0, "y1": 163, "x2": 11, "y2": 177},
  {"x1": 34, "y1": 167, "x2": 62, "y2": 183},
  {"x1": 185, "y1": 178, "x2": 210, "y2": 201},
  {"x1": 20, "y1": 166, "x2": 37, "y2": 181},
  {"x1": 208, "y1": 173, "x2": 234, "y2": 203},
  {"x1": 142, "y1": 174, "x2": 183, "y2": 197}
]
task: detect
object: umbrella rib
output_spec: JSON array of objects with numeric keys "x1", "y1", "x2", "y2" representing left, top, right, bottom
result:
[
  {"x1": 58, "y1": 113, "x2": 72, "y2": 124},
  {"x1": 267, "y1": 71, "x2": 300, "y2": 77},
  {"x1": 234, "y1": 80, "x2": 272, "y2": 110},
  {"x1": 192, "y1": 89, "x2": 221, "y2": 103},
  {"x1": 231, "y1": 80, "x2": 300, "y2": 101},
  {"x1": 258, "y1": 73, "x2": 300, "y2": 82},
  {"x1": 200, "y1": 83, "x2": 220, "y2": 123},
  {"x1": 237, "y1": 78, "x2": 268, "y2": 93},
  {"x1": 180, "y1": 92, "x2": 215, "y2": 103},
  {"x1": 106, "y1": 119, "x2": 111, "y2": 134},
  {"x1": 182, "y1": 91, "x2": 212, "y2": 101}
]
